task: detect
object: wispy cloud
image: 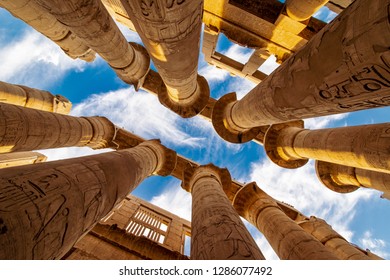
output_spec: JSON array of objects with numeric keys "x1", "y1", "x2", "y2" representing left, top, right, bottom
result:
[
  {"x1": 0, "y1": 29, "x2": 91, "y2": 89},
  {"x1": 149, "y1": 183, "x2": 192, "y2": 221},
  {"x1": 71, "y1": 87, "x2": 207, "y2": 149},
  {"x1": 358, "y1": 231, "x2": 389, "y2": 259}
]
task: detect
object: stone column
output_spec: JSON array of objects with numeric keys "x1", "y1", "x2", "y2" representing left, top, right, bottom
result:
[
  {"x1": 0, "y1": 81, "x2": 71, "y2": 114},
  {"x1": 122, "y1": 0, "x2": 210, "y2": 117},
  {"x1": 285, "y1": 0, "x2": 329, "y2": 21},
  {"x1": 298, "y1": 216, "x2": 379, "y2": 259},
  {"x1": 211, "y1": 0, "x2": 390, "y2": 139},
  {"x1": 0, "y1": 103, "x2": 116, "y2": 153},
  {"x1": 264, "y1": 121, "x2": 390, "y2": 174},
  {"x1": 233, "y1": 182, "x2": 338, "y2": 259},
  {"x1": 316, "y1": 161, "x2": 390, "y2": 195},
  {"x1": 182, "y1": 164, "x2": 265, "y2": 260},
  {"x1": 0, "y1": 0, "x2": 95, "y2": 61},
  {"x1": 35, "y1": 0, "x2": 150, "y2": 88},
  {"x1": 0, "y1": 140, "x2": 176, "y2": 259},
  {"x1": 0, "y1": 151, "x2": 46, "y2": 168}
]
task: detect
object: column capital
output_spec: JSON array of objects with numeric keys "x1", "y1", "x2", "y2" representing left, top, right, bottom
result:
[
  {"x1": 157, "y1": 75, "x2": 210, "y2": 118},
  {"x1": 138, "y1": 140, "x2": 177, "y2": 177},
  {"x1": 212, "y1": 92, "x2": 263, "y2": 143},
  {"x1": 264, "y1": 120, "x2": 308, "y2": 168},
  {"x1": 233, "y1": 182, "x2": 280, "y2": 222},
  {"x1": 315, "y1": 161, "x2": 360, "y2": 193},
  {"x1": 181, "y1": 163, "x2": 231, "y2": 193}
]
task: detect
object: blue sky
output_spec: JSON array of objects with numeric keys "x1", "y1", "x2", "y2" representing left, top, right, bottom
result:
[{"x1": 1, "y1": 5, "x2": 389, "y2": 259}]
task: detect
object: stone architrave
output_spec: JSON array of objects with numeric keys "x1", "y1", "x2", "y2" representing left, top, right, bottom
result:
[
  {"x1": 182, "y1": 164, "x2": 265, "y2": 260},
  {"x1": 233, "y1": 182, "x2": 338, "y2": 259},
  {"x1": 0, "y1": 140, "x2": 176, "y2": 259},
  {"x1": 0, "y1": 103, "x2": 117, "y2": 153},
  {"x1": 298, "y1": 216, "x2": 377, "y2": 260},
  {"x1": 0, "y1": 151, "x2": 47, "y2": 168},
  {"x1": 35, "y1": 0, "x2": 150, "y2": 88},
  {"x1": 263, "y1": 121, "x2": 390, "y2": 174},
  {"x1": 211, "y1": 0, "x2": 390, "y2": 141},
  {"x1": 285, "y1": 0, "x2": 329, "y2": 21},
  {"x1": 0, "y1": 0, "x2": 95, "y2": 61},
  {"x1": 316, "y1": 161, "x2": 390, "y2": 195},
  {"x1": 0, "y1": 81, "x2": 72, "y2": 114},
  {"x1": 121, "y1": 0, "x2": 210, "y2": 117}
]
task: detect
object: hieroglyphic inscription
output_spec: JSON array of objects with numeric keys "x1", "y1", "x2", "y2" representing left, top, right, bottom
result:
[
  {"x1": 131, "y1": 0, "x2": 200, "y2": 44},
  {"x1": 317, "y1": 54, "x2": 390, "y2": 112},
  {"x1": 319, "y1": 64, "x2": 390, "y2": 101},
  {"x1": 193, "y1": 212, "x2": 257, "y2": 259},
  {"x1": 0, "y1": 170, "x2": 71, "y2": 259}
]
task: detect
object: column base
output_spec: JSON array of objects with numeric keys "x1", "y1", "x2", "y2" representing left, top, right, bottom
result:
[
  {"x1": 157, "y1": 75, "x2": 210, "y2": 118},
  {"x1": 264, "y1": 121, "x2": 308, "y2": 168},
  {"x1": 212, "y1": 92, "x2": 262, "y2": 143}
]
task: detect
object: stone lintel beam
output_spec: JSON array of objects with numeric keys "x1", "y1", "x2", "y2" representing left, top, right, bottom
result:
[
  {"x1": 182, "y1": 164, "x2": 265, "y2": 260},
  {"x1": 233, "y1": 182, "x2": 338, "y2": 259},
  {"x1": 122, "y1": 0, "x2": 210, "y2": 118},
  {"x1": 0, "y1": 0, "x2": 95, "y2": 61},
  {"x1": 0, "y1": 103, "x2": 117, "y2": 153},
  {"x1": 263, "y1": 121, "x2": 390, "y2": 174},
  {"x1": 216, "y1": 0, "x2": 390, "y2": 129},
  {"x1": 0, "y1": 80, "x2": 72, "y2": 114},
  {"x1": 35, "y1": 0, "x2": 150, "y2": 88},
  {"x1": 285, "y1": 0, "x2": 329, "y2": 22},
  {"x1": 211, "y1": 92, "x2": 264, "y2": 143},
  {"x1": 315, "y1": 160, "x2": 390, "y2": 195},
  {"x1": 298, "y1": 216, "x2": 377, "y2": 260},
  {"x1": 0, "y1": 151, "x2": 47, "y2": 168},
  {"x1": 0, "y1": 140, "x2": 176, "y2": 259}
]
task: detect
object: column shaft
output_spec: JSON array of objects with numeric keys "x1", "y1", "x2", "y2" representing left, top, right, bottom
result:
[
  {"x1": 233, "y1": 183, "x2": 338, "y2": 259},
  {"x1": 264, "y1": 122, "x2": 390, "y2": 173},
  {"x1": 298, "y1": 217, "x2": 375, "y2": 259},
  {"x1": 0, "y1": 141, "x2": 175, "y2": 259},
  {"x1": 286, "y1": 0, "x2": 329, "y2": 21},
  {"x1": 0, "y1": 103, "x2": 115, "y2": 153},
  {"x1": 123, "y1": 0, "x2": 209, "y2": 117},
  {"x1": 316, "y1": 160, "x2": 390, "y2": 194},
  {"x1": 0, "y1": 0, "x2": 95, "y2": 61},
  {"x1": 183, "y1": 165, "x2": 265, "y2": 260},
  {"x1": 35, "y1": 0, "x2": 150, "y2": 87},
  {"x1": 215, "y1": 0, "x2": 390, "y2": 130},
  {"x1": 0, "y1": 151, "x2": 46, "y2": 168},
  {"x1": 0, "y1": 81, "x2": 72, "y2": 114}
]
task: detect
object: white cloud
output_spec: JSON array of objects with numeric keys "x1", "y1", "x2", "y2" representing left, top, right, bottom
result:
[
  {"x1": 0, "y1": 29, "x2": 92, "y2": 89},
  {"x1": 223, "y1": 44, "x2": 253, "y2": 64},
  {"x1": 305, "y1": 113, "x2": 349, "y2": 129},
  {"x1": 358, "y1": 231, "x2": 389, "y2": 259},
  {"x1": 36, "y1": 147, "x2": 112, "y2": 162},
  {"x1": 71, "y1": 87, "x2": 207, "y2": 149},
  {"x1": 149, "y1": 184, "x2": 192, "y2": 221}
]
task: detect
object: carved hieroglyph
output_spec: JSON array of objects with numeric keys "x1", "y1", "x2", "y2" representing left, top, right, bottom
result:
[
  {"x1": 122, "y1": 0, "x2": 210, "y2": 117},
  {"x1": 233, "y1": 183, "x2": 338, "y2": 259},
  {"x1": 34, "y1": 0, "x2": 150, "y2": 87},
  {"x1": 182, "y1": 165, "x2": 265, "y2": 260},
  {"x1": 0, "y1": 0, "x2": 95, "y2": 61},
  {"x1": 212, "y1": 0, "x2": 390, "y2": 136},
  {"x1": 0, "y1": 81, "x2": 72, "y2": 114},
  {"x1": 0, "y1": 141, "x2": 176, "y2": 259},
  {"x1": 263, "y1": 122, "x2": 390, "y2": 174}
]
